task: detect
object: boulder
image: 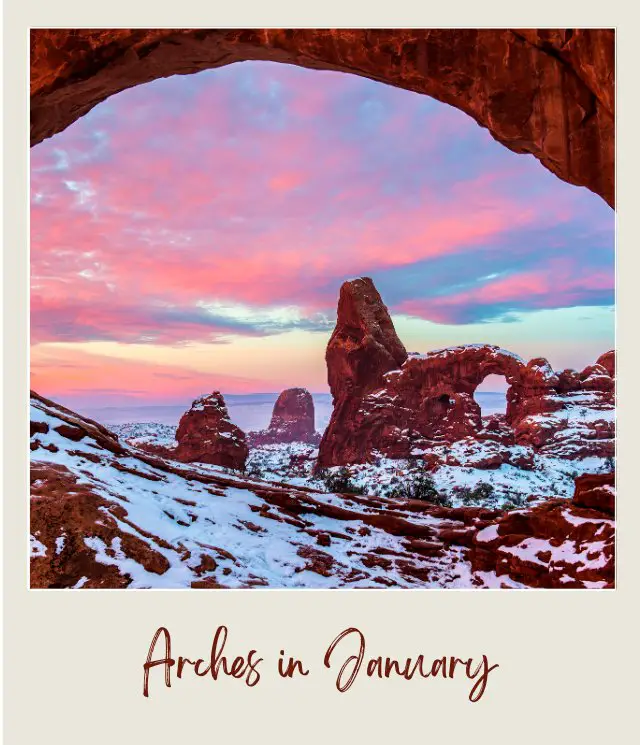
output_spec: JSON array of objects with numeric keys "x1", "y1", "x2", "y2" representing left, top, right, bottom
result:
[
  {"x1": 596, "y1": 350, "x2": 615, "y2": 378},
  {"x1": 579, "y1": 363, "x2": 614, "y2": 392},
  {"x1": 175, "y1": 392, "x2": 248, "y2": 470},
  {"x1": 572, "y1": 472, "x2": 615, "y2": 515}
]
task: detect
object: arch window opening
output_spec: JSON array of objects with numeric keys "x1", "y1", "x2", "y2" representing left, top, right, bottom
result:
[{"x1": 474, "y1": 374, "x2": 509, "y2": 419}]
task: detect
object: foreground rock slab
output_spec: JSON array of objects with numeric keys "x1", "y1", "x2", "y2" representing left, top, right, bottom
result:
[
  {"x1": 466, "y1": 472, "x2": 615, "y2": 588},
  {"x1": 30, "y1": 391, "x2": 614, "y2": 589}
]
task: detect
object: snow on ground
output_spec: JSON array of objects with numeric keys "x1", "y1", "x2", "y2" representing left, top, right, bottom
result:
[
  {"x1": 31, "y1": 398, "x2": 485, "y2": 589},
  {"x1": 31, "y1": 393, "x2": 615, "y2": 589},
  {"x1": 311, "y1": 448, "x2": 609, "y2": 509},
  {"x1": 30, "y1": 535, "x2": 47, "y2": 557},
  {"x1": 112, "y1": 422, "x2": 178, "y2": 449},
  {"x1": 117, "y1": 422, "x2": 612, "y2": 510}
]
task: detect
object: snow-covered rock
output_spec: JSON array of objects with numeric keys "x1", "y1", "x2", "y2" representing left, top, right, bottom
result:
[
  {"x1": 30, "y1": 391, "x2": 615, "y2": 589},
  {"x1": 317, "y1": 278, "x2": 615, "y2": 468},
  {"x1": 174, "y1": 391, "x2": 248, "y2": 470}
]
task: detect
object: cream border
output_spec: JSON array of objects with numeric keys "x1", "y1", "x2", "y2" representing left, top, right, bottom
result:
[{"x1": 4, "y1": 2, "x2": 639, "y2": 743}]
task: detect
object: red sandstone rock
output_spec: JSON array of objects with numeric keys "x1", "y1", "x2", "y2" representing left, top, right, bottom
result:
[
  {"x1": 572, "y1": 471, "x2": 615, "y2": 515},
  {"x1": 30, "y1": 462, "x2": 170, "y2": 589},
  {"x1": 555, "y1": 368, "x2": 583, "y2": 393},
  {"x1": 579, "y1": 363, "x2": 614, "y2": 392},
  {"x1": 248, "y1": 388, "x2": 320, "y2": 446},
  {"x1": 596, "y1": 350, "x2": 615, "y2": 378},
  {"x1": 30, "y1": 29, "x2": 614, "y2": 206},
  {"x1": 296, "y1": 545, "x2": 335, "y2": 576},
  {"x1": 317, "y1": 278, "x2": 407, "y2": 467},
  {"x1": 175, "y1": 392, "x2": 248, "y2": 470},
  {"x1": 326, "y1": 277, "x2": 408, "y2": 402},
  {"x1": 467, "y1": 480, "x2": 615, "y2": 588},
  {"x1": 30, "y1": 391, "x2": 615, "y2": 589},
  {"x1": 30, "y1": 390, "x2": 125, "y2": 455},
  {"x1": 318, "y1": 279, "x2": 615, "y2": 468}
]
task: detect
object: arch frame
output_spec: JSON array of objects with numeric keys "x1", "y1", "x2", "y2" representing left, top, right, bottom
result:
[{"x1": 31, "y1": 28, "x2": 614, "y2": 206}]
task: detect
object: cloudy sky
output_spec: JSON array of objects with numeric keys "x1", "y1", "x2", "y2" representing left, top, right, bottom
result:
[{"x1": 30, "y1": 61, "x2": 615, "y2": 408}]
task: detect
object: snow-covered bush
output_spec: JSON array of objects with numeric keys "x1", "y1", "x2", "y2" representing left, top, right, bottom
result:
[
  {"x1": 316, "y1": 467, "x2": 365, "y2": 495},
  {"x1": 388, "y1": 470, "x2": 452, "y2": 507}
]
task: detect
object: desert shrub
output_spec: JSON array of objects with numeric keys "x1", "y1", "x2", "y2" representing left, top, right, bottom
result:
[
  {"x1": 502, "y1": 494, "x2": 526, "y2": 511},
  {"x1": 317, "y1": 467, "x2": 365, "y2": 495},
  {"x1": 246, "y1": 463, "x2": 263, "y2": 479},
  {"x1": 388, "y1": 471, "x2": 451, "y2": 506},
  {"x1": 457, "y1": 481, "x2": 496, "y2": 505}
]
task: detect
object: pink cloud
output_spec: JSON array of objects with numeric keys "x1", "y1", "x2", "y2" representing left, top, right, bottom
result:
[
  {"x1": 398, "y1": 265, "x2": 614, "y2": 325},
  {"x1": 30, "y1": 62, "x2": 614, "y2": 401},
  {"x1": 30, "y1": 347, "x2": 268, "y2": 403}
]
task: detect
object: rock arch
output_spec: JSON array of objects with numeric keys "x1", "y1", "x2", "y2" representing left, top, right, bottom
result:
[
  {"x1": 315, "y1": 278, "x2": 614, "y2": 468},
  {"x1": 31, "y1": 29, "x2": 614, "y2": 206},
  {"x1": 394, "y1": 346, "x2": 528, "y2": 432}
]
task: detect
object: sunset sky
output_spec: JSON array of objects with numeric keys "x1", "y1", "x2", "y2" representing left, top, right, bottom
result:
[{"x1": 30, "y1": 61, "x2": 615, "y2": 409}]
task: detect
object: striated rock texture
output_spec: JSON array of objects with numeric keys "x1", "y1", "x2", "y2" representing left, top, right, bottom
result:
[
  {"x1": 30, "y1": 29, "x2": 614, "y2": 206},
  {"x1": 318, "y1": 279, "x2": 615, "y2": 468},
  {"x1": 248, "y1": 388, "x2": 320, "y2": 447},
  {"x1": 465, "y1": 472, "x2": 615, "y2": 588},
  {"x1": 175, "y1": 392, "x2": 248, "y2": 470}
]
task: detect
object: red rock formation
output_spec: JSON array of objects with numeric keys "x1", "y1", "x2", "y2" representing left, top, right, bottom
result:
[
  {"x1": 175, "y1": 392, "x2": 248, "y2": 470},
  {"x1": 30, "y1": 29, "x2": 614, "y2": 206},
  {"x1": 30, "y1": 392, "x2": 615, "y2": 589},
  {"x1": 248, "y1": 388, "x2": 320, "y2": 446},
  {"x1": 596, "y1": 350, "x2": 615, "y2": 377},
  {"x1": 30, "y1": 462, "x2": 169, "y2": 588},
  {"x1": 317, "y1": 278, "x2": 407, "y2": 467},
  {"x1": 318, "y1": 279, "x2": 615, "y2": 467},
  {"x1": 30, "y1": 390, "x2": 125, "y2": 455},
  {"x1": 572, "y1": 471, "x2": 615, "y2": 515},
  {"x1": 327, "y1": 277, "x2": 408, "y2": 401},
  {"x1": 579, "y1": 363, "x2": 614, "y2": 392},
  {"x1": 466, "y1": 475, "x2": 615, "y2": 588}
]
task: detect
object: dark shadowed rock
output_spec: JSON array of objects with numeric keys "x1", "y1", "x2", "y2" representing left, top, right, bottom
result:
[
  {"x1": 572, "y1": 471, "x2": 615, "y2": 515},
  {"x1": 30, "y1": 29, "x2": 614, "y2": 206}
]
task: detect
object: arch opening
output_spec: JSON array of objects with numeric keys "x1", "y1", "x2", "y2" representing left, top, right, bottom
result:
[{"x1": 474, "y1": 374, "x2": 509, "y2": 419}]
